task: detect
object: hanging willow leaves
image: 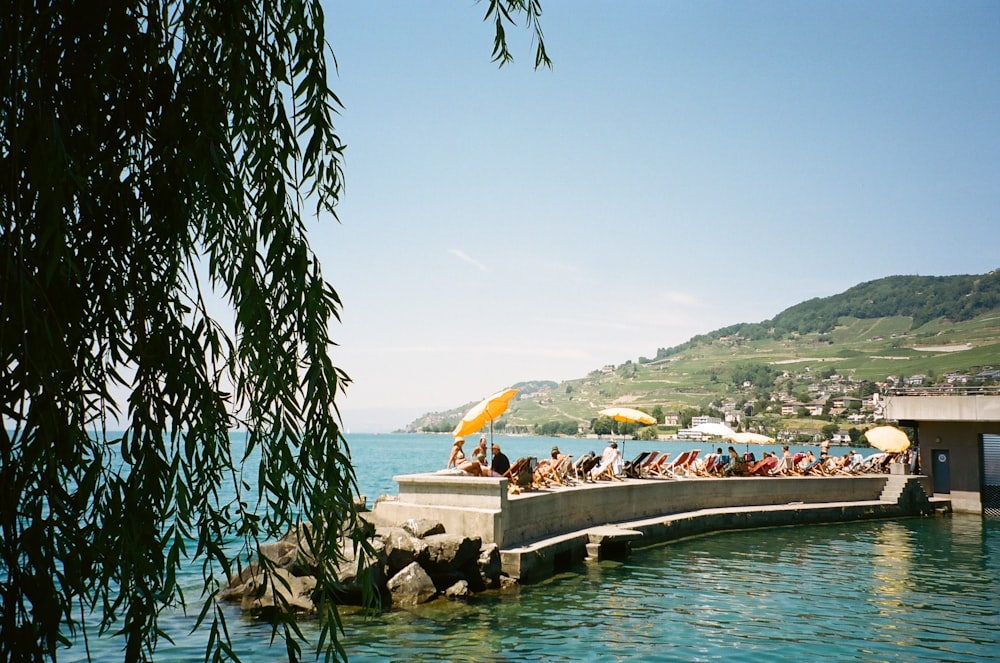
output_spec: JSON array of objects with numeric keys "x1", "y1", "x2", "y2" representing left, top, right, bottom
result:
[{"x1": 1, "y1": 1, "x2": 548, "y2": 662}]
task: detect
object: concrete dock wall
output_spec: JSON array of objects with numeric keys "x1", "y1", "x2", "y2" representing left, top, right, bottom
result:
[
  {"x1": 373, "y1": 473, "x2": 935, "y2": 548},
  {"x1": 502, "y1": 475, "x2": 893, "y2": 547}
]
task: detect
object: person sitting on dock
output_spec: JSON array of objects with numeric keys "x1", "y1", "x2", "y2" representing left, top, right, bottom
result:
[
  {"x1": 472, "y1": 436, "x2": 488, "y2": 466},
  {"x1": 446, "y1": 436, "x2": 483, "y2": 476},
  {"x1": 769, "y1": 446, "x2": 794, "y2": 475},
  {"x1": 490, "y1": 443, "x2": 511, "y2": 477},
  {"x1": 591, "y1": 441, "x2": 622, "y2": 480}
]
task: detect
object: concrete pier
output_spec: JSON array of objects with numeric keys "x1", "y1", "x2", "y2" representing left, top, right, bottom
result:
[{"x1": 371, "y1": 472, "x2": 950, "y2": 584}]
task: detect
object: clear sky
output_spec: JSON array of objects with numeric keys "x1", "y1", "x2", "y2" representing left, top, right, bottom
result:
[{"x1": 314, "y1": 1, "x2": 1000, "y2": 432}]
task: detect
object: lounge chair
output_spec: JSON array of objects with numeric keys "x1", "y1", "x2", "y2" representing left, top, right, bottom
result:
[
  {"x1": 693, "y1": 453, "x2": 722, "y2": 476},
  {"x1": 536, "y1": 454, "x2": 574, "y2": 486},
  {"x1": 806, "y1": 457, "x2": 836, "y2": 476},
  {"x1": 636, "y1": 451, "x2": 662, "y2": 477},
  {"x1": 502, "y1": 457, "x2": 525, "y2": 482},
  {"x1": 653, "y1": 449, "x2": 699, "y2": 478},
  {"x1": 676, "y1": 449, "x2": 701, "y2": 477},
  {"x1": 591, "y1": 453, "x2": 624, "y2": 481},
  {"x1": 623, "y1": 452, "x2": 651, "y2": 478},
  {"x1": 857, "y1": 453, "x2": 886, "y2": 474},
  {"x1": 644, "y1": 451, "x2": 678, "y2": 478},
  {"x1": 768, "y1": 455, "x2": 793, "y2": 476},
  {"x1": 747, "y1": 456, "x2": 778, "y2": 476},
  {"x1": 504, "y1": 457, "x2": 538, "y2": 491},
  {"x1": 573, "y1": 452, "x2": 600, "y2": 481}
]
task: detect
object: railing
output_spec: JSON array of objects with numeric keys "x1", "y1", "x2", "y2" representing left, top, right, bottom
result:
[{"x1": 886, "y1": 385, "x2": 1000, "y2": 397}]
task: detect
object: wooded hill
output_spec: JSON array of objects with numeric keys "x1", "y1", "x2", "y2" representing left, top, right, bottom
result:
[{"x1": 404, "y1": 270, "x2": 1000, "y2": 435}]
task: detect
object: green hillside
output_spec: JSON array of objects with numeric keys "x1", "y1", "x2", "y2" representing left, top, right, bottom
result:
[{"x1": 404, "y1": 270, "x2": 1000, "y2": 437}]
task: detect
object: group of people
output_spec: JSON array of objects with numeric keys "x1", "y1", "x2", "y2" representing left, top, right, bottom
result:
[
  {"x1": 444, "y1": 435, "x2": 911, "y2": 482},
  {"x1": 445, "y1": 435, "x2": 511, "y2": 477},
  {"x1": 443, "y1": 436, "x2": 584, "y2": 485}
]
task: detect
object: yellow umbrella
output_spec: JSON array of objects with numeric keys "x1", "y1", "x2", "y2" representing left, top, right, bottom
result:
[
  {"x1": 452, "y1": 388, "x2": 519, "y2": 440},
  {"x1": 598, "y1": 407, "x2": 657, "y2": 426},
  {"x1": 864, "y1": 425, "x2": 911, "y2": 453},
  {"x1": 598, "y1": 407, "x2": 656, "y2": 457}
]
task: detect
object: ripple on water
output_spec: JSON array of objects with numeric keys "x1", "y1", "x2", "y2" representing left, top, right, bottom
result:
[{"x1": 62, "y1": 516, "x2": 999, "y2": 662}]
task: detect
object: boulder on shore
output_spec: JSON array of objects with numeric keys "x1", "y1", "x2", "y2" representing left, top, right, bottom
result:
[
  {"x1": 239, "y1": 566, "x2": 317, "y2": 619},
  {"x1": 386, "y1": 562, "x2": 437, "y2": 605},
  {"x1": 223, "y1": 517, "x2": 513, "y2": 619}
]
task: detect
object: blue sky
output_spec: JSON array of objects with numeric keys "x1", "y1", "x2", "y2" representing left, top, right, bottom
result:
[{"x1": 314, "y1": 1, "x2": 999, "y2": 432}]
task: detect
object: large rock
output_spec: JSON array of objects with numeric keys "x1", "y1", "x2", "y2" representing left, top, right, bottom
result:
[
  {"x1": 477, "y1": 543, "x2": 502, "y2": 589},
  {"x1": 443, "y1": 580, "x2": 470, "y2": 600},
  {"x1": 258, "y1": 540, "x2": 299, "y2": 571},
  {"x1": 421, "y1": 533, "x2": 484, "y2": 591},
  {"x1": 328, "y1": 536, "x2": 387, "y2": 605},
  {"x1": 382, "y1": 527, "x2": 429, "y2": 576},
  {"x1": 421, "y1": 534, "x2": 482, "y2": 575},
  {"x1": 218, "y1": 562, "x2": 261, "y2": 603},
  {"x1": 240, "y1": 567, "x2": 316, "y2": 619},
  {"x1": 387, "y1": 562, "x2": 437, "y2": 605},
  {"x1": 401, "y1": 518, "x2": 445, "y2": 539}
]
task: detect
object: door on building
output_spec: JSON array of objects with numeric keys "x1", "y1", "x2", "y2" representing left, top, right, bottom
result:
[
  {"x1": 932, "y1": 448, "x2": 950, "y2": 495},
  {"x1": 982, "y1": 434, "x2": 1000, "y2": 517}
]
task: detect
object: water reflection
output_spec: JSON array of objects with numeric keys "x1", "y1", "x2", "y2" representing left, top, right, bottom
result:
[{"x1": 331, "y1": 515, "x2": 999, "y2": 662}]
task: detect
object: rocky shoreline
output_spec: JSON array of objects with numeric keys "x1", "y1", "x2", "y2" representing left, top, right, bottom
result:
[{"x1": 219, "y1": 515, "x2": 511, "y2": 619}]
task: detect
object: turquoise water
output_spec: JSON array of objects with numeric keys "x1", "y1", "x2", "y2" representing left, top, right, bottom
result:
[{"x1": 63, "y1": 434, "x2": 998, "y2": 662}]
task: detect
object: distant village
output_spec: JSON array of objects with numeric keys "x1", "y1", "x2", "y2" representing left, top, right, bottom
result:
[
  {"x1": 509, "y1": 364, "x2": 1000, "y2": 446},
  {"x1": 411, "y1": 360, "x2": 1000, "y2": 445}
]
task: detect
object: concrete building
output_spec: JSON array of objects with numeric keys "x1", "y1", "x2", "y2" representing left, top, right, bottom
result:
[{"x1": 883, "y1": 387, "x2": 1000, "y2": 515}]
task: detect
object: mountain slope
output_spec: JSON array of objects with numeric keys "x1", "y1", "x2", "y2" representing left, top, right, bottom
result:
[{"x1": 404, "y1": 270, "x2": 1000, "y2": 433}]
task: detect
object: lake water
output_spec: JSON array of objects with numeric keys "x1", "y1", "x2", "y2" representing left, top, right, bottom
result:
[{"x1": 64, "y1": 433, "x2": 999, "y2": 662}]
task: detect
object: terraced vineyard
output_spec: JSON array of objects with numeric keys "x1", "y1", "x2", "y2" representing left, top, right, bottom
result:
[{"x1": 405, "y1": 272, "x2": 1000, "y2": 435}]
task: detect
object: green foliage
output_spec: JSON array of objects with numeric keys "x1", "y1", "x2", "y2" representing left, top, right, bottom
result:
[
  {"x1": 636, "y1": 426, "x2": 659, "y2": 441},
  {"x1": 651, "y1": 405, "x2": 664, "y2": 423},
  {"x1": 1, "y1": 2, "x2": 549, "y2": 662},
  {"x1": 592, "y1": 417, "x2": 613, "y2": 435},
  {"x1": 536, "y1": 420, "x2": 578, "y2": 436},
  {"x1": 730, "y1": 362, "x2": 777, "y2": 389},
  {"x1": 755, "y1": 271, "x2": 1000, "y2": 335}
]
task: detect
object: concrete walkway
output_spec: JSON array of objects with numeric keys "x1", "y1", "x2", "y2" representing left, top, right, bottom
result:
[{"x1": 500, "y1": 484, "x2": 951, "y2": 583}]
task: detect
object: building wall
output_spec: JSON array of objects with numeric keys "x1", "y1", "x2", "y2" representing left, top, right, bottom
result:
[{"x1": 916, "y1": 421, "x2": 999, "y2": 513}]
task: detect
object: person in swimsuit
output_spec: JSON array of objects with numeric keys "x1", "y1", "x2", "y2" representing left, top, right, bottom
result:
[
  {"x1": 446, "y1": 436, "x2": 482, "y2": 475},
  {"x1": 472, "y1": 436, "x2": 488, "y2": 465}
]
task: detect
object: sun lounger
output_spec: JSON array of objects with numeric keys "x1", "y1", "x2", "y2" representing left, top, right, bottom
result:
[
  {"x1": 857, "y1": 453, "x2": 886, "y2": 474},
  {"x1": 591, "y1": 454, "x2": 624, "y2": 481},
  {"x1": 747, "y1": 456, "x2": 778, "y2": 476},
  {"x1": 623, "y1": 452, "x2": 651, "y2": 478},
  {"x1": 653, "y1": 449, "x2": 699, "y2": 478},
  {"x1": 693, "y1": 453, "x2": 723, "y2": 476},
  {"x1": 504, "y1": 457, "x2": 538, "y2": 491},
  {"x1": 636, "y1": 451, "x2": 662, "y2": 477},
  {"x1": 536, "y1": 454, "x2": 574, "y2": 486},
  {"x1": 644, "y1": 451, "x2": 677, "y2": 478},
  {"x1": 768, "y1": 455, "x2": 793, "y2": 476},
  {"x1": 573, "y1": 452, "x2": 600, "y2": 481}
]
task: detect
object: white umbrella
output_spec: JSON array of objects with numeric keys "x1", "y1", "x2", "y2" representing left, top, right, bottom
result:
[
  {"x1": 732, "y1": 430, "x2": 775, "y2": 453},
  {"x1": 732, "y1": 431, "x2": 774, "y2": 445}
]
